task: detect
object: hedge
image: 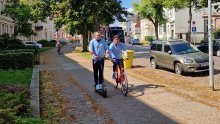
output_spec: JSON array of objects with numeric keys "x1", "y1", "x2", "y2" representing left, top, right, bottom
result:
[
  {"x1": 213, "y1": 29, "x2": 220, "y2": 39},
  {"x1": 0, "y1": 52, "x2": 34, "y2": 69},
  {"x1": 0, "y1": 39, "x2": 25, "y2": 50},
  {"x1": 38, "y1": 39, "x2": 50, "y2": 47},
  {"x1": 145, "y1": 36, "x2": 155, "y2": 42},
  {"x1": 49, "y1": 40, "x2": 57, "y2": 47},
  {"x1": 0, "y1": 49, "x2": 39, "y2": 64},
  {"x1": 0, "y1": 49, "x2": 35, "y2": 54}
]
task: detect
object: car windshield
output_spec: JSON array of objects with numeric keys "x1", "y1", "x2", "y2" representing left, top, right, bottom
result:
[{"x1": 171, "y1": 43, "x2": 199, "y2": 55}]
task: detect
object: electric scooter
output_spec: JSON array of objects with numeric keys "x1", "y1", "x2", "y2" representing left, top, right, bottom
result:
[{"x1": 94, "y1": 57, "x2": 107, "y2": 98}]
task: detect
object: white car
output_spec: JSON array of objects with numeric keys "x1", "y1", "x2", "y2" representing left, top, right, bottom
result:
[
  {"x1": 130, "y1": 38, "x2": 140, "y2": 45},
  {"x1": 23, "y1": 41, "x2": 42, "y2": 48}
]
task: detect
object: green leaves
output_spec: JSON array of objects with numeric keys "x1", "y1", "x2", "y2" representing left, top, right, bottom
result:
[
  {"x1": 134, "y1": 0, "x2": 167, "y2": 39},
  {"x1": 2, "y1": 0, "x2": 35, "y2": 38}
]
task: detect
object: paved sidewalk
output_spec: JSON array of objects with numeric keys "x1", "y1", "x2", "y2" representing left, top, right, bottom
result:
[{"x1": 41, "y1": 44, "x2": 220, "y2": 124}]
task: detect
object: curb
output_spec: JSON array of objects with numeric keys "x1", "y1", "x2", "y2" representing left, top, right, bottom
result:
[{"x1": 30, "y1": 65, "x2": 40, "y2": 118}]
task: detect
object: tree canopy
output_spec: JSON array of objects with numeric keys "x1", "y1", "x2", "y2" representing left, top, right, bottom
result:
[
  {"x1": 134, "y1": 0, "x2": 167, "y2": 40},
  {"x1": 165, "y1": 0, "x2": 220, "y2": 42},
  {"x1": 31, "y1": 0, "x2": 129, "y2": 51},
  {"x1": 2, "y1": 0, "x2": 35, "y2": 38}
]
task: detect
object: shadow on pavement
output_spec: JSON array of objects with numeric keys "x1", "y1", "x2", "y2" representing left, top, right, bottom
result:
[
  {"x1": 49, "y1": 44, "x2": 179, "y2": 123},
  {"x1": 129, "y1": 84, "x2": 165, "y2": 97},
  {"x1": 132, "y1": 65, "x2": 146, "y2": 68}
]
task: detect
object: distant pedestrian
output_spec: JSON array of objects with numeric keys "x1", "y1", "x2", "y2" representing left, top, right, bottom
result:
[{"x1": 56, "y1": 41, "x2": 62, "y2": 55}]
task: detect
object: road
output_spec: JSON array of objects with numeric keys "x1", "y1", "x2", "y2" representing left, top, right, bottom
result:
[
  {"x1": 126, "y1": 44, "x2": 220, "y2": 68},
  {"x1": 126, "y1": 43, "x2": 220, "y2": 90},
  {"x1": 39, "y1": 44, "x2": 220, "y2": 123}
]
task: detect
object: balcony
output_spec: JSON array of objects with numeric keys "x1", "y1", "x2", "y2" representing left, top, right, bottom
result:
[{"x1": 35, "y1": 26, "x2": 43, "y2": 31}]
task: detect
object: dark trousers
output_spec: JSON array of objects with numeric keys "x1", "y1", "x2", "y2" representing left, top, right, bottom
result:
[
  {"x1": 57, "y1": 47, "x2": 61, "y2": 55},
  {"x1": 113, "y1": 60, "x2": 124, "y2": 72},
  {"x1": 93, "y1": 59, "x2": 105, "y2": 86}
]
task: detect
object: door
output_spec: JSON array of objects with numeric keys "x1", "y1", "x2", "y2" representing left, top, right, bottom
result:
[
  {"x1": 154, "y1": 44, "x2": 164, "y2": 66},
  {"x1": 213, "y1": 40, "x2": 219, "y2": 55},
  {"x1": 161, "y1": 45, "x2": 174, "y2": 69}
]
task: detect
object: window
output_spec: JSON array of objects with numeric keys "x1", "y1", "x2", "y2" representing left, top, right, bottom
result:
[
  {"x1": 2, "y1": 24, "x2": 4, "y2": 33},
  {"x1": 159, "y1": 26, "x2": 163, "y2": 34},
  {"x1": 171, "y1": 43, "x2": 199, "y2": 54},
  {"x1": 157, "y1": 44, "x2": 162, "y2": 51},
  {"x1": 151, "y1": 44, "x2": 157, "y2": 51},
  {"x1": 0, "y1": 1, "x2": 3, "y2": 13},
  {"x1": 163, "y1": 25, "x2": 167, "y2": 33},
  {"x1": 151, "y1": 44, "x2": 162, "y2": 51},
  {"x1": 0, "y1": 23, "x2": 1, "y2": 34},
  {"x1": 164, "y1": 45, "x2": 171, "y2": 53}
]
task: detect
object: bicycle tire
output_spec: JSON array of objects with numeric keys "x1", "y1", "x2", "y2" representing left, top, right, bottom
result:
[{"x1": 114, "y1": 67, "x2": 119, "y2": 88}]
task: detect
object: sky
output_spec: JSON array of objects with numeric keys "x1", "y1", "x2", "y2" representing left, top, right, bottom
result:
[{"x1": 111, "y1": 0, "x2": 138, "y2": 26}]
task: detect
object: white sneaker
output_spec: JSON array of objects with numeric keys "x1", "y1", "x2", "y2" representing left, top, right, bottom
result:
[
  {"x1": 99, "y1": 83, "x2": 103, "y2": 90},
  {"x1": 96, "y1": 84, "x2": 100, "y2": 90}
]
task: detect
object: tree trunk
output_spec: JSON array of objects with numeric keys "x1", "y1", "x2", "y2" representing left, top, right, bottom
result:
[
  {"x1": 188, "y1": 0, "x2": 192, "y2": 42},
  {"x1": 89, "y1": 31, "x2": 92, "y2": 41},
  {"x1": 93, "y1": 12, "x2": 100, "y2": 31},
  {"x1": 82, "y1": 23, "x2": 89, "y2": 52},
  {"x1": 154, "y1": 23, "x2": 159, "y2": 40}
]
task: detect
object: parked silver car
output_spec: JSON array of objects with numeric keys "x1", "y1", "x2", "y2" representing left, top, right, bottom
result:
[
  {"x1": 150, "y1": 40, "x2": 209, "y2": 75},
  {"x1": 23, "y1": 41, "x2": 42, "y2": 48},
  {"x1": 129, "y1": 38, "x2": 140, "y2": 45}
]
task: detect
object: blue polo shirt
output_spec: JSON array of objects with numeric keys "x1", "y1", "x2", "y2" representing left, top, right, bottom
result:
[
  {"x1": 89, "y1": 38, "x2": 109, "y2": 59},
  {"x1": 109, "y1": 42, "x2": 128, "y2": 59}
]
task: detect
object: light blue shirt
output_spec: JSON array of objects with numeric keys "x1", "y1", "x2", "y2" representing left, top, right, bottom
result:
[
  {"x1": 109, "y1": 42, "x2": 128, "y2": 59},
  {"x1": 89, "y1": 38, "x2": 108, "y2": 59}
]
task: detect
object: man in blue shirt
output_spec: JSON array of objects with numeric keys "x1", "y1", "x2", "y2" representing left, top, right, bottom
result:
[
  {"x1": 109, "y1": 35, "x2": 128, "y2": 79},
  {"x1": 89, "y1": 32, "x2": 109, "y2": 90}
]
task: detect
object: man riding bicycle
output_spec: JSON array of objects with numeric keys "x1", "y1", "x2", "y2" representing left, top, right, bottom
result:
[
  {"x1": 89, "y1": 32, "x2": 109, "y2": 91},
  {"x1": 109, "y1": 35, "x2": 128, "y2": 79}
]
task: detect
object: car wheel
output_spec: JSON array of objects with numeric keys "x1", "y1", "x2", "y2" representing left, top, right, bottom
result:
[
  {"x1": 151, "y1": 58, "x2": 158, "y2": 69},
  {"x1": 175, "y1": 63, "x2": 184, "y2": 75},
  {"x1": 217, "y1": 50, "x2": 220, "y2": 57}
]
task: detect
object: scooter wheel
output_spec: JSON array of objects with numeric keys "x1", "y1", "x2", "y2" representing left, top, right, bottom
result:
[{"x1": 102, "y1": 86, "x2": 107, "y2": 98}]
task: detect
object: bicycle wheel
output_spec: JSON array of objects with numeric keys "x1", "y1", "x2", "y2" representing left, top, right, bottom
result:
[
  {"x1": 113, "y1": 72, "x2": 118, "y2": 88},
  {"x1": 121, "y1": 73, "x2": 128, "y2": 96}
]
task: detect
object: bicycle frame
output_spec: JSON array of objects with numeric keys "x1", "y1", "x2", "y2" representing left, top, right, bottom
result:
[{"x1": 115, "y1": 59, "x2": 125, "y2": 83}]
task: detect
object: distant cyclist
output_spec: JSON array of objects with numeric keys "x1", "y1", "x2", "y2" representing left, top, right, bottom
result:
[
  {"x1": 109, "y1": 35, "x2": 128, "y2": 79},
  {"x1": 89, "y1": 32, "x2": 109, "y2": 90},
  {"x1": 56, "y1": 40, "x2": 62, "y2": 55}
]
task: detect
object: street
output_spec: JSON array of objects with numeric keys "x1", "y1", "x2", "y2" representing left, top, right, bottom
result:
[
  {"x1": 127, "y1": 44, "x2": 220, "y2": 86},
  {"x1": 39, "y1": 44, "x2": 220, "y2": 123}
]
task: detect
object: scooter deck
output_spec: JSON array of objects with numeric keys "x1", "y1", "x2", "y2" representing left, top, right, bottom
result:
[{"x1": 95, "y1": 86, "x2": 107, "y2": 98}]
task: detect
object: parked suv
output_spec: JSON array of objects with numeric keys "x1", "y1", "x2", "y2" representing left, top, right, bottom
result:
[
  {"x1": 197, "y1": 39, "x2": 220, "y2": 56},
  {"x1": 150, "y1": 40, "x2": 209, "y2": 75}
]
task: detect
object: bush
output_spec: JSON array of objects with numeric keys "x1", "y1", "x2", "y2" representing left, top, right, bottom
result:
[
  {"x1": 0, "y1": 34, "x2": 25, "y2": 50},
  {"x1": 145, "y1": 36, "x2": 155, "y2": 42},
  {"x1": 49, "y1": 40, "x2": 57, "y2": 47},
  {"x1": 0, "y1": 52, "x2": 34, "y2": 69},
  {"x1": 37, "y1": 39, "x2": 50, "y2": 47},
  {"x1": 213, "y1": 29, "x2": 220, "y2": 39},
  {"x1": 0, "y1": 49, "x2": 35, "y2": 54},
  {"x1": 69, "y1": 40, "x2": 74, "y2": 44},
  {"x1": 0, "y1": 49, "x2": 39, "y2": 64}
]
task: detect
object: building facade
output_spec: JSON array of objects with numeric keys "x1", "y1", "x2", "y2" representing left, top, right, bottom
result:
[
  {"x1": 0, "y1": 0, "x2": 14, "y2": 36},
  {"x1": 31, "y1": 18, "x2": 56, "y2": 41},
  {"x1": 140, "y1": 19, "x2": 155, "y2": 42},
  {"x1": 121, "y1": 15, "x2": 141, "y2": 41},
  {"x1": 158, "y1": 8, "x2": 205, "y2": 43}
]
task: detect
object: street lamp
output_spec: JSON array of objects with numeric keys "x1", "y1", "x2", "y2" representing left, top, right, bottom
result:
[{"x1": 208, "y1": 0, "x2": 214, "y2": 90}]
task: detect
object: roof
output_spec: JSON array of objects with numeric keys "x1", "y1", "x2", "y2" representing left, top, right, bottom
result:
[{"x1": 153, "y1": 40, "x2": 188, "y2": 45}]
